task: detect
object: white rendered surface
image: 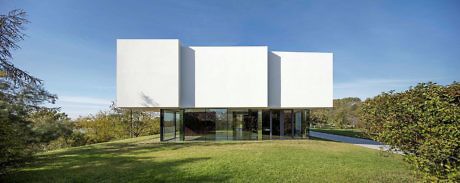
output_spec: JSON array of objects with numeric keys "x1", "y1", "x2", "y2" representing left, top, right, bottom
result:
[
  {"x1": 269, "y1": 51, "x2": 333, "y2": 108},
  {"x1": 191, "y1": 46, "x2": 268, "y2": 108},
  {"x1": 117, "y1": 39, "x2": 180, "y2": 108},
  {"x1": 117, "y1": 39, "x2": 333, "y2": 109},
  {"x1": 179, "y1": 46, "x2": 195, "y2": 107}
]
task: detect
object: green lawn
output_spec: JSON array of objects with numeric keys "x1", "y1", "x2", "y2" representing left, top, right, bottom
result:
[
  {"x1": 311, "y1": 128, "x2": 371, "y2": 139},
  {"x1": 3, "y1": 135, "x2": 417, "y2": 182}
]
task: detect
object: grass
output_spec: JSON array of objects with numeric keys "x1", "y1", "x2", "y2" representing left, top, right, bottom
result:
[
  {"x1": 311, "y1": 128, "x2": 371, "y2": 139},
  {"x1": 2, "y1": 135, "x2": 417, "y2": 182}
]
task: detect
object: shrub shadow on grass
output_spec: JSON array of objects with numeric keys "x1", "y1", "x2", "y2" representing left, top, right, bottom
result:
[
  {"x1": 45, "y1": 140, "x2": 262, "y2": 157},
  {"x1": 5, "y1": 141, "x2": 259, "y2": 182},
  {"x1": 2, "y1": 137, "x2": 418, "y2": 183}
]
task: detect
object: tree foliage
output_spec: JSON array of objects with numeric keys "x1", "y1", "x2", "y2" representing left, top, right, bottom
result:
[
  {"x1": 0, "y1": 9, "x2": 58, "y2": 174},
  {"x1": 0, "y1": 9, "x2": 41, "y2": 85},
  {"x1": 310, "y1": 97, "x2": 362, "y2": 128},
  {"x1": 0, "y1": 9, "x2": 159, "y2": 175},
  {"x1": 74, "y1": 104, "x2": 159, "y2": 144},
  {"x1": 360, "y1": 82, "x2": 460, "y2": 181},
  {"x1": 27, "y1": 108, "x2": 75, "y2": 150}
]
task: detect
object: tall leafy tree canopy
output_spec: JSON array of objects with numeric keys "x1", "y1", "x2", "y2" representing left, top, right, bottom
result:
[
  {"x1": 0, "y1": 9, "x2": 58, "y2": 174},
  {"x1": 1, "y1": 9, "x2": 40, "y2": 85}
]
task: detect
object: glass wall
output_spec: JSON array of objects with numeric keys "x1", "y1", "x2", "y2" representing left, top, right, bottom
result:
[
  {"x1": 245, "y1": 110, "x2": 259, "y2": 140},
  {"x1": 207, "y1": 109, "x2": 229, "y2": 140},
  {"x1": 229, "y1": 109, "x2": 258, "y2": 140},
  {"x1": 284, "y1": 110, "x2": 293, "y2": 139},
  {"x1": 294, "y1": 111, "x2": 302, "y2": 138},
  {"x1": 271, "y1": 110, "x2": 281, "y2": 139},
  {"x1": 162, "y1": 110, "x2": 176, "y2": 141},
  {"x1": 303, "y1": 109, "x2": 311, "y2": 137},
  {"x1": 231, "y1": 110, "x2": 245, "y2": 140},
  {"x1": 262, "y1": 110, "x2": 271, "y2": 140},
  {"x1": 161, "y1": 108, "x2": 310, "y2": 141},
  {"x1": 184, "y1": 109, "x2": 212, "y2": 141},
  {"x1": 175, "y1": 112, "x2": 180, "y2": 139}
]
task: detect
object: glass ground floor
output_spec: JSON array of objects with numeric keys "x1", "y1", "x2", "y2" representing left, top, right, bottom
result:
[{"x1": 160, "y1": 108, "x2": 311, "y2": 141}]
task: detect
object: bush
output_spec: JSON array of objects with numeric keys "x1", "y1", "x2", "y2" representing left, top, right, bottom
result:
[{"x1": 360, "y1": 82, "x2": 460, "y2": 181}]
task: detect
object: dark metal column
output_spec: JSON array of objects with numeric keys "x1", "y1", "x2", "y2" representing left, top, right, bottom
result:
[
  {"x1": 173, "y1": 111, "x2": 176, "y2": 140},
  {"x1": 130, "y1": 109, "x2": 133, "y2": 138},
  {"x1": 160, "y1": 109, "x2": 164, "y2": 141},
  {"x1": 179, "y1": 109, "x2": 184, "y2": 141},
  {"x1": 269, "y1": 110, "x2": 272, "y2": 140},
  {"x1": 280, "y1": 110, "x2": 284, "y2": 139},
  {"x1": 301, "y1": 109, "x2": 310, "y2": 138},
  {"x1": 305, "y1": 109, "x2": 310, "y2": 137},
  {"x1": 291, "y1": 109, "x2": 294, "y2": 137},
  {"x1": 258, "y1": 110, "x2": 262, "y2": 141}
]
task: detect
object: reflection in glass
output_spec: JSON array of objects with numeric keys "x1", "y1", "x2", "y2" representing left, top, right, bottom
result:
[
  {"x1": 284, "y1": 110, "x2": 293, "y2": 139},
  {"x1": 175, "y1": 112, "x2": 180, "y2": 140},
  {"x1": 229, "y1": 109, "x2": 258, "y2": 140},
  {"x1": 207, "y1": 109, "x2": 228, "y2": 140},
  {"x1": 165, "y1": 108, "x2": 307, "y2": 141},
  {"x1": 184, "y1": 109, "x2": 212, "y2": 141},
  {"x1": 271, "y1": 110, "x2": 281, "y2": 139},
  {"x1": 295, "y1": 111, "x2": 302, "y2": 138},
  {"x1": 262, "y1": 110, "x2": 271, "y2": 140},
  {"x1": 163, "y1": 110, "x2": 176, "y2": 141},
  {"x1": 245, "y1": 110, "x2": 258, "y2": 140}
]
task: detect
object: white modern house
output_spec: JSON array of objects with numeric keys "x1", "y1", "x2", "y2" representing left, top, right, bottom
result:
[{"x1": 117, "y1": 39, "x2": 333, "y2": 141}]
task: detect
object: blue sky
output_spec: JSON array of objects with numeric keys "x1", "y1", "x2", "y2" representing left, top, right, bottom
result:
[{"x1": 1, "y1": 0, "x2": 459, "y2": 118}]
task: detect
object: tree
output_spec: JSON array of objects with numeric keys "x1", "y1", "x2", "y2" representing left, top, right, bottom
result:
[
  {"x1": 110, "y1": 103, "x2": 159, "y2": 138},
  {"x1": 73, "y1": 103, "x2": 160, "y2": 144},
  {"x1": 27, "y1": 108, "x2": 74, "y2": 150},
  {"x1": 360, "y1": 82, "x2": 460, "y2": 181},
  {"x1": 0, "y1": 9, "x2": 41, "y2": 85},
  {"x1": 0, "y1": 9, "x2": 57, "y2": 174},
  {"x1": 310, "y1": 97, "x2": 362, "y2": 128}
]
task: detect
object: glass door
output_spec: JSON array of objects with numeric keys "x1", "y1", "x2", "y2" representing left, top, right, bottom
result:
[
  {"x1": 162, "y1": 110, "x2": 176, "y2": 141},
  {"x1": 295, "y1": 111, "x2": 302, "y2": 138},
  {"x1": 231, "y1": 109, "x2": 258, "y2": 140}
]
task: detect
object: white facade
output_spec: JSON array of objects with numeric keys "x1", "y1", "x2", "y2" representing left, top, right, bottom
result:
[
  {"x1": 269, "y1": 51, "x2": 333, "y2": 108},
  {"x1": 117, "y1": 39, "x2": 333, "y2": 110},
  {"x1": 185, "y1": 46, "x2": 268, "y2": 108},
  {"x1": 117, "y1": 39, "x2": 180, "y2": 108}
]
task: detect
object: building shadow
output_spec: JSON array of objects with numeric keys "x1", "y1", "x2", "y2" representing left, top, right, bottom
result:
[
  {"x1": 180, "y1": 46, "x2": 195, "y2": 107},
  {"x1": 268, "y1": 52, "x2": 281, "y2": 107},
  {"x1": 140, "y1": 92, "x2": 159, "y2": 107}
]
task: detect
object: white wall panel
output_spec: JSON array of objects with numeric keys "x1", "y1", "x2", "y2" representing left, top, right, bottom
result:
[
  {"x1": 116, "y1": 39, "x2": 333, "y2": 109},
  {"x1": 180, "y1": 46, "x2": 195, "y2": 107},
  {"x1": 116, "y1": 39, "x2": 180, "y2": 108},
  {"x1": 269, "y1": 51, "x2": 333, "y2": 108},
  {"x1": 192, "y1": 46, "x2": 268, "y2": 108}
]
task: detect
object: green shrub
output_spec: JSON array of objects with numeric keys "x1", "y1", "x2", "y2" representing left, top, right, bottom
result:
[{"x1": 361, "y1": 82, "x2": 460, "y2": 181}]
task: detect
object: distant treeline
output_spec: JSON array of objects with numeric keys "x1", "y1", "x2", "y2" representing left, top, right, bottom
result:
[{"x1": 45, "y1": 105, "x2": 160, "y2": 150}]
